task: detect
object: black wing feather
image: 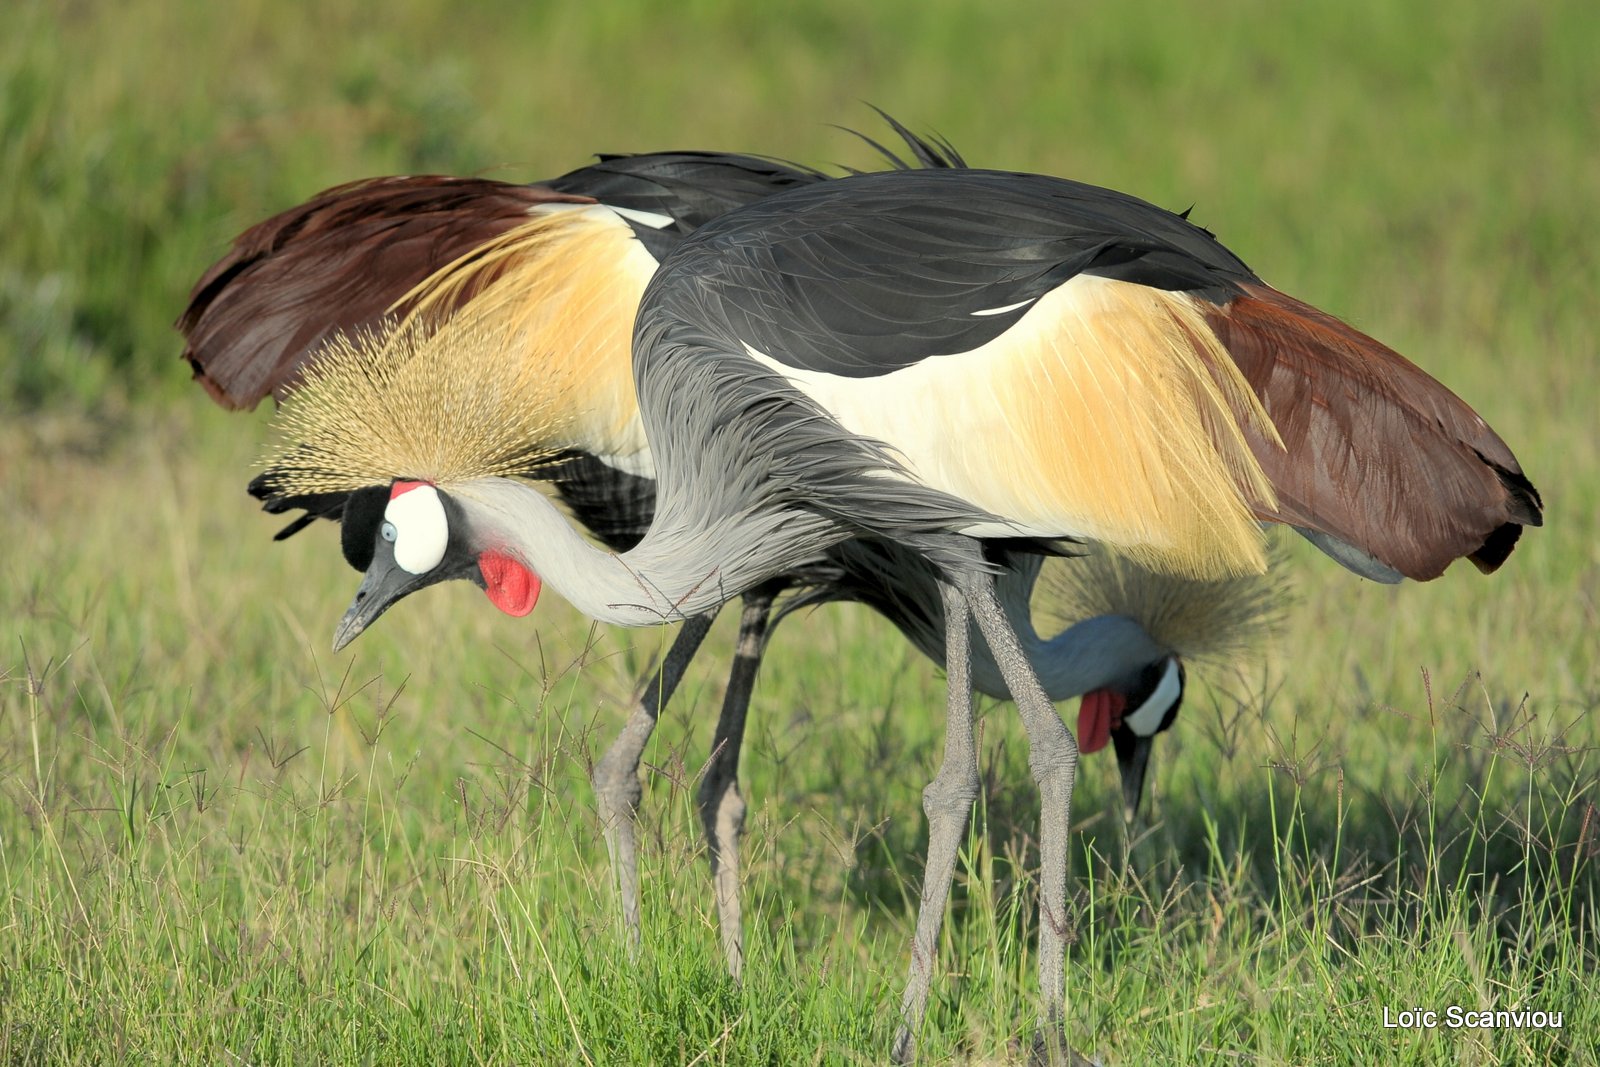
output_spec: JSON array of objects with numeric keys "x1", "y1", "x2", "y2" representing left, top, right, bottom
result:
[
  {"x1": 544, "y1": 153, "x2": 825, "y2": 258},
  {"x1": 649, "y1": 169, "x2": 1259, "y2": 378},
  {"x1": 548, "y1": 110, "x2": 969, "y2": 257}
]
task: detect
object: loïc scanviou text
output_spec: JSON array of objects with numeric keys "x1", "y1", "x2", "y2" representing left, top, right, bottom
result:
[{"x1": 1382, "y1": 1006, "x2": 1563, "y2": 1030}]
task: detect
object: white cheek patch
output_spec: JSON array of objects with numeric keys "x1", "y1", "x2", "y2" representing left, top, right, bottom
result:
[
  {"x1": 1122, "y1": 658, "x2": 1182, "y2": 738},
  {"x1": 384, "y1": 484, "x2": 449, "y2": 575}
]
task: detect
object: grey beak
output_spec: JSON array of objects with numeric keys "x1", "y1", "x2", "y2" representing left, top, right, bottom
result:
[
  {"x1": 332, "y1": 565, "x2": 396, "y2": 651},
  {"x1": 1116, "y1": 734, "x2": 1154, "y2": 823},
  {"x1": 331, "y1": 541, "x2": 449, "y2": 652}
]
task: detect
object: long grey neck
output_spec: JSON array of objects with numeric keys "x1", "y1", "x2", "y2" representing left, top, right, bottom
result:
[
  {"x1": 454, "y1": 477, "x2": 841, "y2": 626},
  {"x1": 971, "y1": 565, "x2": 1167, "y2": 700},
  {"x1": 971, "y1": 610, "x2": 1166, "y2": 701},
  {"x1": 860, "y1": 554, "x2": 1170, "y2": 701}
]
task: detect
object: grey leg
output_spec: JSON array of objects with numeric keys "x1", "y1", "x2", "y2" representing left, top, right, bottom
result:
[
  {"x1": 891, "y1": 580, "x2": 981, "y2": 1065},
  {"x1": 593, "y1": 612, "x2": 716, "y2": 949},
  {"x1": 964, "y1": 572, "x2": 1079, "y2": 1059},
  {"x1": 697, "y1": 582, "x2": 782, "y2": 981}
]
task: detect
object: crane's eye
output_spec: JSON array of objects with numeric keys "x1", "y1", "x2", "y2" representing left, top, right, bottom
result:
[{"x1": 381, "y1": 521, "x2": 397, "y2": 543}]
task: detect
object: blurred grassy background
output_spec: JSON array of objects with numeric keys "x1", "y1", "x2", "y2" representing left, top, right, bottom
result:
[
  {"x1": 5, "y1": 0, "x2": 1595, "y2": 411},
  {"x1": 3, "y1": 0, "x2": 1597, "y2": 1063}
]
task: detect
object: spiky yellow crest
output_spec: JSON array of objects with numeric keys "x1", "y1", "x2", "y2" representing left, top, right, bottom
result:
[
  {"x1": 1034, "y1": 539, "x2": 1290, "y2": 666},
  {"x1": 261, "y1": 311, "x2": 576, "y2": 495}
]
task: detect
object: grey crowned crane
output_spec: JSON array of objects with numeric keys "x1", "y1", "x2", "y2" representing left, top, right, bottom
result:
[
  {"x1": 259, "y1": 166, "x2": 1539, "y2": 1060},
  {"x1": 180, "y1": 135, "x2": 1269, "y2": 984}
]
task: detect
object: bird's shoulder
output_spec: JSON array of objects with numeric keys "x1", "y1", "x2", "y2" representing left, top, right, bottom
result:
[{"x1": 544, "y1": 152, "x2": 824, "y2": 244}]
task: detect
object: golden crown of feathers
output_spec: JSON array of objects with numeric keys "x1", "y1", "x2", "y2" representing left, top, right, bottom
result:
[
  {"x1": 261, "y1": 310, "x2": 575, "y2": 495},
  {"x1": 1035, "y1": 540, "x2": 1289, "y2": 665}
]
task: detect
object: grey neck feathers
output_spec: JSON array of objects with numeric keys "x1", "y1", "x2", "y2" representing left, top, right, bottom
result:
[
  {"x1": 976, "y1": 561, "x2": 1167, "y2": 698},
  {"x1": 974, "y1": 608, "x2": 1168, "y2": 701},
  {"x1": 453, "y1": 477, "x2": 844, "y2": 625},
  {"x1": 807, "y1": 540, "x2": 1168, "y2": 701},
  {"x1": 891, "y1": 560, "x2": 1168, "y2": 701},
  {"x1": 633, "y1": 320, "x2": 997, "y2": 579}
]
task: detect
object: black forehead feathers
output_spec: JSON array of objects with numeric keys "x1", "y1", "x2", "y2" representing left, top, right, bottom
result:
[{"x1": 341, "y1": 485, "x2": 392, "y2": 571}]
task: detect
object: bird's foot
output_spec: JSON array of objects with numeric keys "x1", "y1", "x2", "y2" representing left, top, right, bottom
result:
[
  {"x1": 1019, "y1": 1023, "x2": 1101, "y2": 1067},
  {"x1": 889, "y1": 1025, "x2": 915, "y2": 1065}
]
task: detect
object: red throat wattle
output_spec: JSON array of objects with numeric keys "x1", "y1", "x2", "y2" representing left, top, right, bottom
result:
[
  {"x1": 1077, "y1": 688, "x2": 1127, "y2": 754},
  {"x1": 478, "y1": 550, "x2": 541, "y2": 617}
]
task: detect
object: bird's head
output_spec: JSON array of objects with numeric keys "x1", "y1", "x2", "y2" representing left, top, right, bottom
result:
[
  {"x1": 252, "y1": 302, "x2": 583, "y2": 651},
  {"x1": 332, "y1": 479, "x2": 542, "y2": 651},
  {"x1": 1034, "y1": 544, "x2": 1285, "y2": 824},
  {"x1": 1077, "y1": 655, "x2": 1184, "y2": 822}
]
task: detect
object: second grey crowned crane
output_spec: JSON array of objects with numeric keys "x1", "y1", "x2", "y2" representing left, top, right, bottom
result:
[{"x1": 262, "y1": 166, "x2": 1538, "y2": 1062}]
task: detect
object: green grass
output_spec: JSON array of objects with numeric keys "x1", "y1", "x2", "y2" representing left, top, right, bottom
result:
[{"x1": 3, "y1": 0, "x2": 1598, "y2": 1063}]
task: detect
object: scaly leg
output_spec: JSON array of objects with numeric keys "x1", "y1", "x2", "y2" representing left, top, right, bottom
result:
[
  {"x1": 593, "y1": 612, "x2": 716, "y2": 949},
  {"x1": 965, "y1": 572, "x2": 1080, "y2": 1061},
  {"x1": 697, "y1": 581, "x2": 784, "y2": 981},
  {"x1": 891, "y1": 579, "x2": 981, "y2": 1065}
]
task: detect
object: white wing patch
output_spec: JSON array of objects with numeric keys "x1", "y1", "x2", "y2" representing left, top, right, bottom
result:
[
  {"x1": 971, "y1": 298, "x2": 1036, "y2": 317},
  {"x1": 385, "y1": 485, "x2": 449, "y2": 574},
  {"x1": 605, "y1": 205, "x2": 676, "y2": 230}
]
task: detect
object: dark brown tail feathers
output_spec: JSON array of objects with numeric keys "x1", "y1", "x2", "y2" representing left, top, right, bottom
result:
[
  {"x1": 1205, "y1": 282, "x2": 1541, "y2": 582},
  {"x1": 177, "y1": 176, "x2": 593, "y2": 409}
]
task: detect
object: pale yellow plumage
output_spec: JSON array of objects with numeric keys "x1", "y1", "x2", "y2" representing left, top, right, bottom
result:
[
  {"x1": 750, "y1": 275, "x2": 1285, "y2": 578},
  {"x1": 264, "y1": 203, "x2": 661, "y2": 496},
  {"x1": 395, "y1": 205, "x2": 654, "y2": 465}
]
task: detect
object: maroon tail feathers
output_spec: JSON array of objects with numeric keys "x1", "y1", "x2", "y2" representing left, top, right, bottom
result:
[
  {"x1": 1205, "y1": 283, "x2": 1542, "y2": 581},
  {"x1": 176, "y1": 176, "x2": 595, "y2": 410}
]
